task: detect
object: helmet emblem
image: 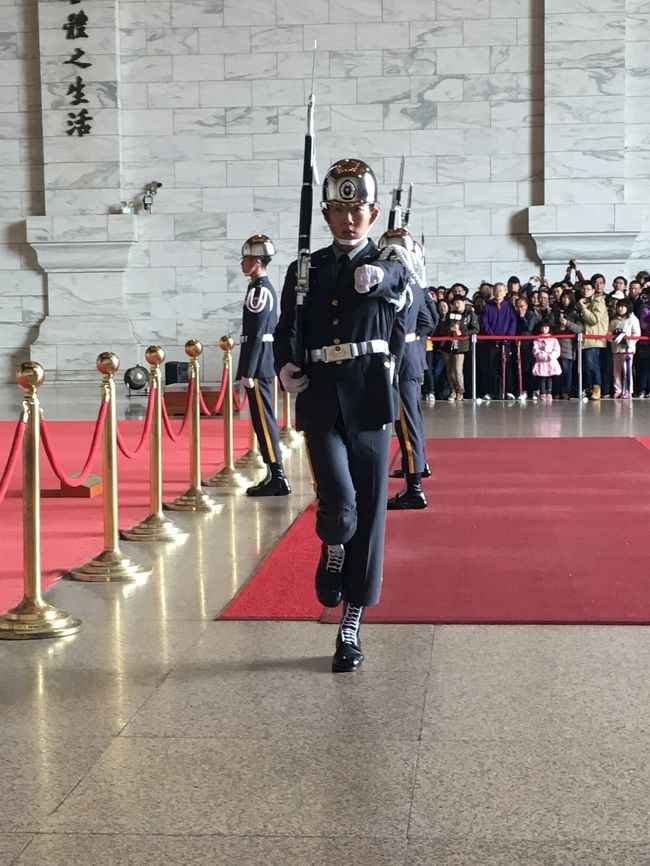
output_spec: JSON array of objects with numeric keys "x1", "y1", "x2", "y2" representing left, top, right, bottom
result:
[{"x1": 339, "y1": 179, "x2": 356, "y2": 201}]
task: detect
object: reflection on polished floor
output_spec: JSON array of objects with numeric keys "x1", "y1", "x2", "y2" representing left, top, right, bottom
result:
[{"x1": 1, "y1": 383, "x2": 650, "y2": 865}]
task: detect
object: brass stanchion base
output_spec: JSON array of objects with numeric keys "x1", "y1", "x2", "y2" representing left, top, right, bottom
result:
[
  {"x1": 203, "y1": 466, "x2": 248, "y2": 490},
  {"x1": 235, "y1": 448, "x2": 267, "y2": 471},
  {"x1": 0, "y1": 597, "x2": 82, "y2": 640},
  {"x1": 280, "y1": 426, "x2": 303, "y2": 448},
  {"x1": 120, "y1": 512, "x2": 189, "y2": 543},
  {"x1": 68, "y1": 548, "x2": 151, "y2": 583},
  {"x1": 165, "y1": 486, "x2": 222, "y2": 512}
]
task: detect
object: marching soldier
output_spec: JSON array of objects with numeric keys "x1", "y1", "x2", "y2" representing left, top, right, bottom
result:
[
  {"x1": 274, "y1": 159, "x2": 409, "y2": 673},
  {"x1": 379, "y1": 229, "x2": 435, "y2": 510},
  {"x1": 237, "y1": 234, "x2": 290, "y2": 497}
]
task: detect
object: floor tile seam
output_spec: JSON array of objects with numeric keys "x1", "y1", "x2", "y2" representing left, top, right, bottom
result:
[
  {"x1": 6, "y1": 830, "x2": 409, "y2": 841},
  {"x1": 113, "y1": 733, "x2": 424, "y2": 745},
  {"x1": 413, "y1": 734, "x2": 650, "y2": 746},
  {"x1": 404, "y1": 628, "x2": 437, "y2": 841},
  {"x1": 6, "y1": 834, "x2": 33, "y2": 866}
]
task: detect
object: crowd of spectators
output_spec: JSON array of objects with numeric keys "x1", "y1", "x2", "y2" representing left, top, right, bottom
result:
[{"x1": 422, "y1": 262, "x2": 650, "y2": 404}]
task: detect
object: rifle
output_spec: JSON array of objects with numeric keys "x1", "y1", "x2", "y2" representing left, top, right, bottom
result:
[
  {"x1": 402, "y1": 182, "x2": 413, "y2": 229},
  {"x1": 294, "y1": 41, "x2": 317, "y2": 370},
  {"x1": 387, "y1": 153, "x2": 406, "y2": 230}
]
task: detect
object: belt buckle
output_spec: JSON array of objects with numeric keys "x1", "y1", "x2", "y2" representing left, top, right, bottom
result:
[{"x1": 325, "y1": 343, "x2": 352, "y2": 362}]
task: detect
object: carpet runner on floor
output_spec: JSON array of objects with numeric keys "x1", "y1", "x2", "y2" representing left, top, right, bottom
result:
[
  {"x1": 0, "y1": 418, "x2": 251, "y2": 613},
  {"x1": 221, "y1": 437, "x2": 650, "y2": 625}
]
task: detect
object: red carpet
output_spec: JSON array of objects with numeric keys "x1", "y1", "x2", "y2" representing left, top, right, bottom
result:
[
  {"x1": 221, "y1": 437, "x2": 650, "y2": 624},
  {"x1": 0, "y1": 418, "x2": 250, "y2": 614}
]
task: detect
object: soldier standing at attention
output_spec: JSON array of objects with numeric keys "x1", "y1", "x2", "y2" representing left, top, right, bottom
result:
[
  {"x1": 274, "y1": 159, "x2": 409, "y2": 673},
  {"x1": 237, "y1": 235, "x2": 290, "y2": 497}
]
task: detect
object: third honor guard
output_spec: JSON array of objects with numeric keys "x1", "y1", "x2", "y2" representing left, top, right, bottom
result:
[
  {"x1": 237, "y1": 234, "x2": 290, "y2": 497},
  {"x1": 380, "y1": 228, "x2": 435, "y2": 510}
]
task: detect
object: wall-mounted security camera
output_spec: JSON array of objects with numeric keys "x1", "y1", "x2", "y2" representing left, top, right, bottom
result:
[{"x1": 142, "y1": 182, "x2": 163, "y2": 214}]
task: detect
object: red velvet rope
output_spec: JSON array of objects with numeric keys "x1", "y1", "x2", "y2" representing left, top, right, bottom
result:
[
  {"x1": 116, "y1": 385, "x2": 155, "y2": 459},
  {"x1": 40, "y1": 399, "x2": 108, "y2": 487},
  {"x1": 161, "y1": 376, "x2": 195, "y2": 442},
  {"x1": 0, "y1": 417, "x2": 26, "y2": 505},
  {"x1": 429, "y1": 333, "x2": 650, "y2": 343},
  {"x1": 198, "y1": 367, "x2": 229, "y2": 417}
]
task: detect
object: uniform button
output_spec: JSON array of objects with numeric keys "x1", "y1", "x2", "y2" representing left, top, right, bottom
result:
[
  {"x1": 333, "y1": 337, "x2": 341, "y2": 345},
  {"x1": 384, "y1": 361, "x2": 391, "y2": 368},
  {"x1": 331, "y1": 299, "x2": 339, "y2": 306},
  {"x1": 336, "y1": 360, "x2": 343, "y2": 365},
  {"x1": 332, "y1": 318, "x2": 339, "y2": 326}
]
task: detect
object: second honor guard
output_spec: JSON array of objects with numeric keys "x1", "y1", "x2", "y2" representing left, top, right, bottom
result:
[{"x1": 237, "y1": 235, "x2": 290, "y2": 497}]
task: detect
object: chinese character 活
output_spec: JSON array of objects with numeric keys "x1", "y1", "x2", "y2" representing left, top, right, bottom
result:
[{"x1": 66, "y1": 108, "x2": 93, "y2": 136}]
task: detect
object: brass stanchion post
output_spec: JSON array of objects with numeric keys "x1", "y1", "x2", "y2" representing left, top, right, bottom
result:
[
  {"x1": 279, "y1": 389, "x2": 302, "y2": 448},
  {"x1": 235, "y1": 415, "x2": 267, "y2": 474},
  {"x1": 166, "y1": 339, "x2": 221, "y2": 512},
  {"x1": 0, "y1": 362, "x2": 82, "y2": 639},
  {"x1": 69, "y1": 352, "x2": 152, "y2": 582},
  {"x1": 203, "y1": 336, "x2": 247, "y2": 490},
  {"x1": 121, "y1": 346, "x2": 189, "y2": 541}
]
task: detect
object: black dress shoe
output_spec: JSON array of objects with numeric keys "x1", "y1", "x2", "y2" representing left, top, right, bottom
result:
[
  {"x1": 246, "y1": 475, "x2": 291, "y2": 496},
  {"x1": 422, "y1": 462, "x2": 431, "y2": 478},
  {"x1": 315, "y1": 543, "x2": 344, "y2": 607},
  {"x1": 387, "y1": 487, "x2": 428, "y2": 510},
  {"x1": 390, "y1": 468, "x2": 405, "y2": 479},
  {"x1": 332, "y1": 633, "x2": 364, "y2": 673}
]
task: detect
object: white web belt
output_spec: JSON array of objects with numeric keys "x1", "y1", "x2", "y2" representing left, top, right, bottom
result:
[
  {"x1": 309, "y1": 339, "x2": 389, "y2": 363},
  {"x1": 240, "y1": 334, "x2": 274, "y2": 343}
]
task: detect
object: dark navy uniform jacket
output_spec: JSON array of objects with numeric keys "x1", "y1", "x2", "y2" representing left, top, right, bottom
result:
[
  {"x1": 274, "y1": 240, "x2": 409, "y2": 433},
  {"x1": 236, "y1": 275, "x2": 277, "y2": 381},
  {"x1": 392, "y1": 286, "x2": 435, "y2": 382}
]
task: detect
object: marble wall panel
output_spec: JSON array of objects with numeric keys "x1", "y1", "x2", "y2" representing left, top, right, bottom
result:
[
  {"x1": 122, "y1": 109, "x2": 174, "y2": 136},
  {"x1": 224, "y1": 53, "x2": 276, "y2": 80},
  {"x1": 330, "y1": 104, "x2": 383, "y2": 131},
  {"x1": 437, "y1": 47, "x2": 490, "y2": 74},
  {"x1": 197, "y1": 27, "x2": 250, "y2": 54},
  {"x1": 171, "y1": 0, "x2": 224, "y2": 29},
  {"x1": 410, "y1": 75, "x2": 464, "y2": 103},
  {"x1": 146, "y1": 29, "x2": 199, "y2": 56},
  {"x1": 223, "y1": 0, "x2": 275, "y2": 26},
  {"x1": 202, "y1": 187, "x2": 254, "y2": 211},
  {"x1": 329, "y1": 51, "x2": 382, "y2": 78},
  {"x1": 546, "y1": 96, "x2": 625, "y2": 125},
  {"x1": 463, "y1": 74, "x2": 518, "y2": 102},
  {"x1": 544, "y1": 40, "x2": 624, "y2": 68},
  {"x1": 252, "y1": 79, "x2": 303, "y2": 107},
  {"x1": 148, "y1": 82, "x2": 200, "y2": 109},
  {"x1": 47, "y1": 271, "x2": 125, "y2": 316},
  {"x1": 276, "y1": 51, "x2": 330, "y2": 79},
  {"x1": 173, "y1": 108, "x2": 226, "y2": 136},
  {"x1": 545, "y1": 68, "x2": 624, "y2": 98},
  {"x1": 545, "y1": 150, "x2": 624, "y2": 180},
  {"x1": 358, "y1": 23, "x2": 410, "y2": 50},
  {"x1": 226, "y1": 211, "x2": 279, "y2": 241},
  {"x1": 438, "y1": 206, "x2": 492, "y2": 236},
  {"x1": 122, "y1": 56, "x2": 172, "y2": 83},
  {"x1": 173, "y1": 56, "x2": 225, "y2": 82},
  {"x1": 411, "y1": 21, "x2": 463, "y2": 48},
  {"x1": 465, "y1": 181, "x2": 519, "y2": 207},
  {"x1": 555, "y1": 204, "x2": 616, "y2": 233},
  {"x1": 383, "y1": 49, "x2": 437, "y2": 76},
  {"x1": 464, "y1": 18, "x2": 518, "y2": 46},
  {"x1": 119, "y1": 3, "x2": 171, "y2": 30},
  {"x1": 545, "y1": 177, "x2": 624, "y2": 204},
  {"x1": 250, "y1": 26, "x2": 303, "y2": 53},
  {"x1": 545, "y1": 12, "x2": 625, "y2": 41}
]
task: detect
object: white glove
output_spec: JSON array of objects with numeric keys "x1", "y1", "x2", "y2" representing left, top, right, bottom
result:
[
  {"x1": 279, "y1": 362, "x2": 309, "y2": 394},
  {"x1": 354, "y1": 263, "x2": 384, "y2": 294},
  {"x1": 241, "y1": 376, "x2": 254, "y2": 388}
]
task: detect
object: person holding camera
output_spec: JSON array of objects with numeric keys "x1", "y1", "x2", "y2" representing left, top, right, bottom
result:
[
  {"x1": 551, "y1": 290, "x2": 582, "y2": 399},
  {"x1": 440, "y1": 294, "x2": 479, "y2": 401},
  {"x1": 577, "y1": 280, "x2": 608, "y2": 400},
  {"x1": 609, "y1": 299, "x2": 641, "y2": 398}
]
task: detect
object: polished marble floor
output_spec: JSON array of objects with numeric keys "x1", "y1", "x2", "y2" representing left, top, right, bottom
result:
[{"x1": 1, "y1": 383, "x2": 649, "y2": 865}]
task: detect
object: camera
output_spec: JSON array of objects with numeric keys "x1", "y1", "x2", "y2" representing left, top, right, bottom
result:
[{"x1": 449, "y1": 312, "x2": 462, "y2": 322}]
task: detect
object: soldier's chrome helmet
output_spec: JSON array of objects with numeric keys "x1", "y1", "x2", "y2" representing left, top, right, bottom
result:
[
  {"x1": 321, "y1": 159, "x2": 378, "y2": 209},
  {"x1": 241, "y1": 234, "x2": 276, "y2": 258},
  {"x1": 378, "y1": 227, "x2": 416, "y2": 253}
]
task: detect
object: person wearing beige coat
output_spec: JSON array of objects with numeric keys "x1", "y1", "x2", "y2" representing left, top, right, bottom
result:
[{"x1": 577, "y1": 282, "x2": 609, "y2": 399}]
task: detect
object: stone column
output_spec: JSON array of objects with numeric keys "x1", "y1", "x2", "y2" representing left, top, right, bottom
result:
[
  {"x1": 528, "y1": 0, "x2": 642, "y2": 281},
  {"x1": 26, "y1": 0, "x2": 139, "y2": 380}
]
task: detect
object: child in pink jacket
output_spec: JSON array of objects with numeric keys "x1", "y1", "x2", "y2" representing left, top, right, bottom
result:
[{"x1": 532, "y1": 322, "x2": 561, "y2": 402}]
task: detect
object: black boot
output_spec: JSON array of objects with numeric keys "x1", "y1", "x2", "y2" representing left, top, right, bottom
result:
[
  {"x1": 387, "y1": 473, "x2": 427, "y2": 510},
  {"x1": 246, "y1": 462, "x2": 291, "y2": 497},
  {"x1": 315, "y1": 542, "x2": 344, "y2": 607},
  {"x1": 332, "y1": 603, "x2": 364, "y2": 673}
]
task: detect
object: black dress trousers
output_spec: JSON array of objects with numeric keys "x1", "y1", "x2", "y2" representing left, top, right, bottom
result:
[
  {"x1": 246, "y1": 377, "x2": 281, "y2": 465},
  {"x1": 395, "y1": 377, "x2": 426, "y2": 475},
  {"x1": 305, "y1": 416, "x2": 392, "y2": 607}
]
